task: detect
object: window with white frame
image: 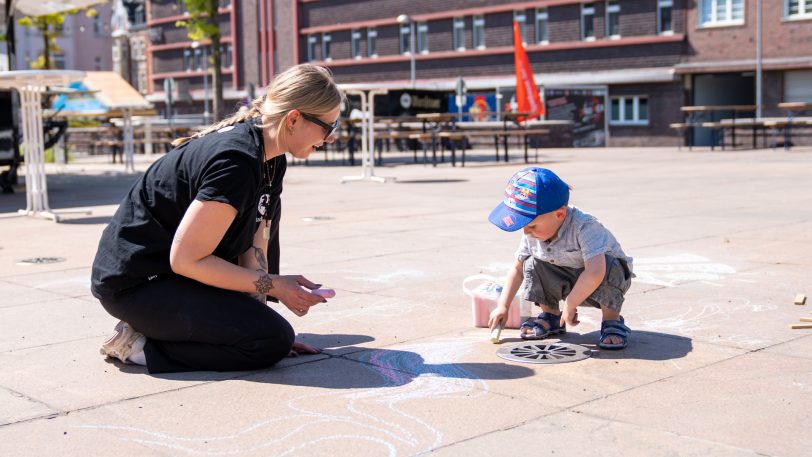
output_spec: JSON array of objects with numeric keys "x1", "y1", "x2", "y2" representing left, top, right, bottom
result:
[
  {"x1": 698, "y1": 0, "x2": 744, "y2": 26},
  {"x1": 610, "y1": 96, "x2": 649, "y2": 125},
  {"x1": 193, "y1": 47, "x2": 203, "y2": 70},
  {"x1": 786, "y1": 0, "x2": 812, "y2": 18},
  {"x1": 535, "y1": 8, "x2": 549, "y2": 44},
  {"x1": 453, "y1": 17, "x2": 465, "y2": 51},
  {"x1": 581, "y1": 3, "x2": 595, "y2": 41},
  {"x1": 658, "y1": 0, "x2": 674, "y2": 34},
  {"x1": 321, "y1": 32, "x2": 332, "y2": 61},
  {"x1": 367, "y1": 27, "x2": 378, "y2": 57},
  {"x1": 417, "y1": 22, "x2": 429, "y2": 53},
  {"x1": 473, "y1": 15, "x2": 485, "y2": 49},
  {"x1": 399, "y1": 24, "x2": 411, "y2": 55},
  {"x1": 351, "y1": 29, "x2": 362, "y2": 59},
  {"x1": 513, "y1": 10, "x2": 527, "y2": 44},
  {"x1": 307, "y1": 35, "x2": 318, "y2": 62},
  {"x1": 606, "y1": 1, "x2": 620, "y2": 38}
]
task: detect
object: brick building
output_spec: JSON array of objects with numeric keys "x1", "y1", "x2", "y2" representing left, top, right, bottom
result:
[{"x1": 145, "y1": 0, "x2": 812, "y2": 147}]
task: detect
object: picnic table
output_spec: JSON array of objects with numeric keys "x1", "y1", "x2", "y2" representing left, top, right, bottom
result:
[
  {"x1": 677, "y1": 105, "x2": 756, "y2": 150},
  {"x1": 777, "y1": 102, "x2": 812, "y2": 150}
]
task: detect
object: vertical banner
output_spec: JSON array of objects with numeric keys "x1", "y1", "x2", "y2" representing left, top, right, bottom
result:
[{"x1": 513, "y1": 21, "x2": 543, "y2": 123}]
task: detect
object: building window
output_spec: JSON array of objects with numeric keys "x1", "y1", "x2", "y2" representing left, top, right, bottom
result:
[
  {"x1": 606, "y1": 1, "x2": 620, "y2": 38},
  {"x1": 307, "y1": 34, "x2": 318, "y2": 62},
  {"x1": 94, "y1": 56, "x2": 102, "y2": 71},
  {"x1": 535, "y1": 8, "x2": 549, "y2": 44},
  {"x1": 367, "y1": 27, "x2": 378, "y2": 58},
  {"x1": 52, "y1": 53, "x2": 66, "y2": 69},
  {"x1": 786, "y1": 0, "x2": 812, "y2": 18},
  {"x1": 193, "y1": 47, "x2": 203, "y2": 71},
  {"x1": 220, "y1": 44, "x2": 232, "y2": 69},
  {"x1": 93, "y1": 14, "x2": 103, "y2": 36},
  {"x1": 581, "y1": 3, "x2": 595, "y2": 41},
  {"x1": 472, "y1": 15, "x2": 485, "y2": 49},
  {"x1": 513, "y1": 10, "x2": 527, "y2": 44},
  {"x1": 321, "y1": 33, "x2": 331, "y2": 61},
  {"x1": 658, "y1": 0, "x2": 674, "y2": 34},
  {"x1": 453, "y1": 17, "x2": 465, "y2": 51},
  {"x1": 698, "y1": 0, "x2": 744, "y2": 26},
  {"x1": 417, "y1": 22, "x2": 428, "y2": 54},
  {"x1": 399, "y1": 23, "x2": 411, "y2": 55},
  {"x1": 351, "y1": 29, "x2": 362, "y2": 59},
  {"x1": 610, "y1": 96, "x2": 649, "y2": 125},
  {"x1": 183, "y1": 49, "x2": 192, "y2": 71}
]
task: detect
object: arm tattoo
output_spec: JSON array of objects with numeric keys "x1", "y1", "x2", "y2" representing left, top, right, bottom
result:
[
  {"x1": 251, "y1": 245, "x2": 268, "y2": 271},
  {"x1": 253, "y1": 271, "x2": 275, "y2": 295}
]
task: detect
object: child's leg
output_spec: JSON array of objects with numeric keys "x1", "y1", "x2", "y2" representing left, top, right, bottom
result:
[
  {"x1": 521, "y1": 257, "x2": 581, "y2": 337},
  {"x1": 585, "y1": 255, "x2": 632, "y2": 346}
]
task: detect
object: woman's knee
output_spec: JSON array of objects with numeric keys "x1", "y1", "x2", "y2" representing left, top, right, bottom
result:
[{"x1": 248, "y1": 319, "x2": 295, "y2": 366}]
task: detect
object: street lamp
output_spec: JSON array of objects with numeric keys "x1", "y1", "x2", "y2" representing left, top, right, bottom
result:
[
  {"x1": 396, "y1": 14, "x2": 416, "y2": 88},
  {"x1": 191, "y1": 41, "x2": 210, "y2": 122}
]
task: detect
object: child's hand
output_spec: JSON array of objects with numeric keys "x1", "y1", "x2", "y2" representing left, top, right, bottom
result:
[
  {"x1": 488, "y1": 305, "x2": 508, "y2": 331},
  {"x1": 560, "y1": 305, "x2": 580, "y2": 327}
]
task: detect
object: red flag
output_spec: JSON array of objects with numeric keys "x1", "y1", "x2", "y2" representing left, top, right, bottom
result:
[{"x1": 513, "y1": 21, "x2": 543, "y2": 122}]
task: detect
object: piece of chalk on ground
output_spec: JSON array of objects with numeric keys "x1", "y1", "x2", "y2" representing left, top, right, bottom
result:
[
  {"x1": 312, "y1": 288, "x2": 336, "y2": 299},
  {"x1": 490, "y1": 324, "x2": 503, "y2": 343},
  {"x1": 799, "y1": 317, "x2": 812, "y2": 323},
  {"x1": 794, "y1": 293, "x2": 806, "y2": 305},
  {"x1": 790, "y1": 323, "x2": 812, "y2": 329}
]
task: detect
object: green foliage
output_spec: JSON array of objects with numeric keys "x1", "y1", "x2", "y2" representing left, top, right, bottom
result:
[
  {"x1": 175, "y1": 0, "x2": 220, "y2": 41},
  {"x1": 17, "y1": 8, "x2": 96, "y2": 70}
]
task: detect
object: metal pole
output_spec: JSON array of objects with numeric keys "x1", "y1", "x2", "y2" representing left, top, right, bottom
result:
[
  {"x1": 203, "y1": 46, "x2": 210, "y2": 123},
  {"x1": 409, "y1": 21, "x2": 416, "y2": 88},
  {"x1": 755, "y1": 0, "x2": 762, "y2": 119}
]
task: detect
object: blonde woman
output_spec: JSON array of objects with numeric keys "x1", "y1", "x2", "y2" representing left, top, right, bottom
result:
[{"x1": 91, "y1": 64, "x2": 344, "y2": 373}]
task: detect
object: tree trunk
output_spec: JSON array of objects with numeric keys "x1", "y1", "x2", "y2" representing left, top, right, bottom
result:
[
  {"x1": 208, "y1": 0, "x2": 223, "y2": 121},
  {"x1": 42, "y1": 26, "x2": 51, "y2": 69}
]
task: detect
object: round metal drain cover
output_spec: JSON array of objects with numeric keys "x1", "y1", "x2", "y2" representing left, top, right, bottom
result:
[
  {"x1": 301, "y1": 216, "x2": 334, "y2": 222},
  {"x1": 496, "y1": 342, "x2": 591, "y2": 364},
  {"x1": 17, "y1": 256, "x2": 66, "y2": 265}
]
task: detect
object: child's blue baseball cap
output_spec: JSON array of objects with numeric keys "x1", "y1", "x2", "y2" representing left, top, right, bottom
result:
[{"x1": 488, "y1": 167, "x2": 570, "y2": 232}]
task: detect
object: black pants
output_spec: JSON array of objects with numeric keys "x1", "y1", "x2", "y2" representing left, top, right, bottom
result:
[{"x1": 100, "y1": 275, "x2": 294, "y2": 374}]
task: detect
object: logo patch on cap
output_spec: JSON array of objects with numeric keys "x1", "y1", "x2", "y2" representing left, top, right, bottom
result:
[{"x1": 502, "y1": 215, "x2": 514, "y2": 227}]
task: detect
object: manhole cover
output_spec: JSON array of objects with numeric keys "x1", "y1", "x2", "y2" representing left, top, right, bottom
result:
[
  {"x1": 496, "y1": 342, "x2": 591, "y2": 364},
  {"x1": 17, "y1": 257, "x2": 66, "y2": 265},
  {"x1": 301, "y1": 216, "x2": 334, "y2": 222}
]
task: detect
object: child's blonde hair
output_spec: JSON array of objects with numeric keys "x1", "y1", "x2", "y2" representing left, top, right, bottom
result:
[{"x1": 172, "y1": 64, "x2": 345, "y2": 148}]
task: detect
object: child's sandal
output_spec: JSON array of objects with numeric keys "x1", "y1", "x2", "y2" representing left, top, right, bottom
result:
[
  {"x1": 598, "y1": 317, "x2": 630, "y2": 350},
  {"x1": 519, "y1": 312, "x2": 566, "y2": 340}
]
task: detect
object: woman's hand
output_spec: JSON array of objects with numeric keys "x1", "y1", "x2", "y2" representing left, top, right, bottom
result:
[
  {"x1": 287, "y1": 340, "x2": 321, "y2": 357},
  {"x1": 268, "y1": 274, "x2": 326, "y2": 317}
]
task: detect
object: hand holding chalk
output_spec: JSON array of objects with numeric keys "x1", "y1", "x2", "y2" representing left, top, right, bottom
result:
[
  {"x1": 490, "y1": 322, "x2": 503, "y2": 344},
  {"x1": 311, "y1": 288, "x2": 336, "y2": 299}
]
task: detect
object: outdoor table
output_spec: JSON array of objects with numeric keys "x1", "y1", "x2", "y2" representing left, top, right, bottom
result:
[
  {"x1": 680, "y1": 105, "x2": 756, "y2": 150},
  {"x1": 0, "y1": 70, "x2": 90, "y2": 222},
  {"x1": 777, "y1": 102, "x2": 812, "y2": 150}
]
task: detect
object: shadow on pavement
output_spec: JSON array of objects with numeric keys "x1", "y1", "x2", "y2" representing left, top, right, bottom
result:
[{"x1": 0, "y1": 171, "x2": 140, "y2": 214}]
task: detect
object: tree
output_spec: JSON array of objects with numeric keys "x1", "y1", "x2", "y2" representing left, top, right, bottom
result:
[
  {"x1": 18, "y1": 9, "x2": 97, "y2": 70},
  {"x1": 176, "y1": 0, "x2": 224, "y2": 121}
]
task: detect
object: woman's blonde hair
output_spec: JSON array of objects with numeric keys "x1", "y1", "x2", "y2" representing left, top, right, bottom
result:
[{"x1": 172, "y1": 64, "x2": 345, "y2": 148}]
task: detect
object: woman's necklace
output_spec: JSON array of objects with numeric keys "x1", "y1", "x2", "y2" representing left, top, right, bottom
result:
[{"x1": 262, "y1": 157, "x2": 277, "y2": 240}]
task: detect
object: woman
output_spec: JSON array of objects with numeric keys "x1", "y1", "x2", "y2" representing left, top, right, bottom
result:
[{"x1": 91, "y1": 64, "x2": 344, "y2": 373}]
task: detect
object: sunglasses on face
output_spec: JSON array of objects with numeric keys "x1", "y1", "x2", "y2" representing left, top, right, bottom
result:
[{"x1": 300, "y1": 112, "x2": 340, "y2": 140}]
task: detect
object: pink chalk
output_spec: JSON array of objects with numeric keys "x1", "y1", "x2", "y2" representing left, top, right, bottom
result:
[{"x1": 311, "y1": 288, "x2": 336, "y2": 299}]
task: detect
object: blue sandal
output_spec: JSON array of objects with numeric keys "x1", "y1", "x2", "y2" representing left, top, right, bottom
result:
[
  {"x1": 599, "y1": 317, "x2": 630, "y2": 350},
  {"x1": 520, "y1": 312, "x2": 566, "y2": 340}
]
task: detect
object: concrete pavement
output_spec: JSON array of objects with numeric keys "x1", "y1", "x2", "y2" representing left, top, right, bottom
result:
[{"x1": 1, "y1": 146, "x2": 810, "y2": 456}]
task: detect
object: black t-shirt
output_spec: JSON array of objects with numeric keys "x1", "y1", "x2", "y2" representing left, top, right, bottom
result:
[{"x1": 90, "y1": 119, "x2": 286, "y2": 299}]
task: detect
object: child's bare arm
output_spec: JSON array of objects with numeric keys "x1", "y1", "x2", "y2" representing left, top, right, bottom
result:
[
  {"x1": 561, "y1": 254, "x2": 606, "y2": 326},
  {"x1": 488, "y1": 258, "x2": 524, "y2": 330}
]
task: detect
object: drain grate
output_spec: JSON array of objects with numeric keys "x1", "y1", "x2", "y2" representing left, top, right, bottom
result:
[
  {"x1": 496, "y1": 342, "x2": 591, "y2": 364},
  {"x1": 17, "y1": 257, "x2": 66, "y2": 265}
]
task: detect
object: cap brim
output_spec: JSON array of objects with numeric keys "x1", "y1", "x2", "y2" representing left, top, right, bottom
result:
[{"x1": 488, "y1": 203, "x2": 534, "y2": 232}]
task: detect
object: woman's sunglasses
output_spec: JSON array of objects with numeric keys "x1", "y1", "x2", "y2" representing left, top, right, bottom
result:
[{"x1": 300, "y1": 112, "x2": 340, "y2": 140}]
